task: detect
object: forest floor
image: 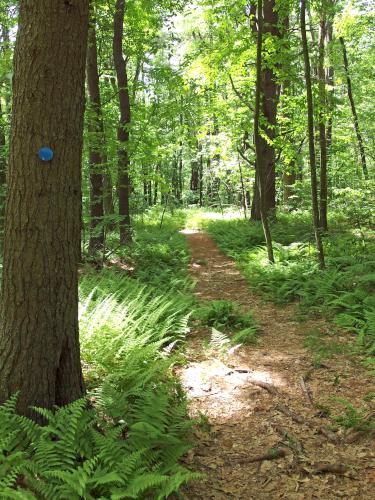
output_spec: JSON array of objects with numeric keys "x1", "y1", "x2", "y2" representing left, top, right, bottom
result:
[{"x1": 178, "y1": 230, "x2": 375, "y2": 500}]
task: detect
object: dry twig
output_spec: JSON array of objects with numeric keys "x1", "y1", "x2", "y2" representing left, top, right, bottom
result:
[
  {"x1": 234, "y1": 448, "x2": 288, "y2": 464},
  {"x1": 299, "y1": 375, "x2": 314, "y2": 405},
  {"x1": 312, "y1": 462, "x2": 348, "y2": 475}
]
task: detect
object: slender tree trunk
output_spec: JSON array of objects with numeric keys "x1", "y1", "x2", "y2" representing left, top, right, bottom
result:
[
  {"x1": 148, "y1": 180, "x2": 152, "y2": 206},
  {"x1": 103, "y1": 172, "x2": 115, "y2": 228},
  {"x1": 254, "y1": 0, "x2": 274, "y2": 263},
  {"x1": 172, "y1": 155, "x2": 180, "y2": 202},
  {"x1": 87, "y1": 13, "x2": 105, "y2": 254},
  {"x1": 318, "y1": 3, "x2": 328, "y2": 231},
  {"x1": 283, "y1": 170, "x2": 296, "y2": 204},
  {"x1": 143, "y1": 179, "x2": 148, "y2": 205},
  {"x1": 154, "y1": 164, "x2": 160, "y2": 205},
  {"x1": 113, "y1": 0, "x2": 132, "y2": 244},
  {"x1": 199, "y1": 151, "x2": 204, "y2": 207},
  {"x1": 178, "y1": 103, "x2": 184, "y2": 203},
  {"x1": 339, "y1": 36, "x2": 368, "y2": 180},
  {"x1": 283, "y1": 138, "x2": 305, "y2": 205},
  {"x1": 301, "y1": 0, "x2": 325, "y2": 269},
  {"x1": 326, "y1": 19, "x2": 334, "y2": 157},
  {"x1": 0, "y1": 0, "x2": 88, "y2": 416},
  {"x1": 238, "y1": 158, "x2": 248, "y2": 218},
  {"x1": 178, "y1": 153, "x2": 183, "y2": 204},
  {"x1": 190, "y1": 141, "x2": 200, "y2": 202}
]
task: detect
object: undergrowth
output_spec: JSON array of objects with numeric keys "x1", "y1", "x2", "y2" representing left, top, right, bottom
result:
[
  {"x1": 0, "y1": 210, "x2": 198, "y2": 499},
  {"x1": 189, "y1": 208, "x2": 375, "y2": 356},
  {"x1": 195, "y1": 300, "x2": 259, "y2": 347}
]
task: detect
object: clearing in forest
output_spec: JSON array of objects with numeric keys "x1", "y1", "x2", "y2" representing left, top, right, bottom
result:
[{"x1": 179, "y1": 230, "x2": 375, "y2": 500}]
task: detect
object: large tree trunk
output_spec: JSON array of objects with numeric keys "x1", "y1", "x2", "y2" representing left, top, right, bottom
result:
[
  {"x1": 251, "y1": 0, "x2": 280, "y2": 221},
  {"x1": 87, "y1": 12, "x2": 105, "y2": 254},
  {"x1": 254, "y1": 0, "x2": 274, "y2": 263},
  {"x1": 301, "y1": 0, "x2": 325, "y2": 269},
  {"x1": 113, "y1": 0, "x2": 132, "y2": 245},
  {"x1": 339, "y1": 36, "x2": 368, "y2": 180},
  {"x1": 318, "y1": 2, "x2": 328, "y2": 231},
  {"x1": 0, "y1": 0, "x2": 89, "y2": 416}
]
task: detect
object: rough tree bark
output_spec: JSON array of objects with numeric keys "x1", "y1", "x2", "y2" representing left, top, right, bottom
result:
[
  {"x1": 301, "y1": 0, "x2": 325, "y2": 269},
  {"x1": 113, "y1": 0, "x2": 132, "y2": 244},
  {"x1": 339, "y1": 36, "x2": 368, "y2": 180},
  {"x1": 251, "y1": 0, "x2": 280, "y2": 221},
  {"x1": 87, "y1": 11, "x2": 105, "y2": 254},
  {"x1": 0, "y1": 0, "x2": 89, "y2": 416},
  {"x1": 254, "y1": 0, "x2": 275, "y2": 263}
]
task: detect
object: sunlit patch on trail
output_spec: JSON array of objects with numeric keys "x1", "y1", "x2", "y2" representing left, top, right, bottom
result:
[
  {"x1": 179, "y1": 228, "x2": 200, "y2": 234},
  {"x1": 179, "y1": 358, "x2": 286, "y2": 420}
]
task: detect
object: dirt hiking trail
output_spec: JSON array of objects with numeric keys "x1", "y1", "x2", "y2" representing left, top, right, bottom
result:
[{"x1": 179, "y1": 230, "x2": 375, "y2": 500}]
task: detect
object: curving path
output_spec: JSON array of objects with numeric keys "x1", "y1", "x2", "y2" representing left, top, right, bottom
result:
[{"x1": 179, "y1": 230, "x2": 375, "y2": 500}]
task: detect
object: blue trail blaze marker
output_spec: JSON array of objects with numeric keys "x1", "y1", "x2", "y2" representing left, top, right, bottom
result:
[{"x1": 38, "y1": 147, "x2": 54, "y2": 162}]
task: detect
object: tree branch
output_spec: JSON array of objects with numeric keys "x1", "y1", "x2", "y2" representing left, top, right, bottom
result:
[{"x1": 228, "y1": 73, "x2": 254, "y2": 112}]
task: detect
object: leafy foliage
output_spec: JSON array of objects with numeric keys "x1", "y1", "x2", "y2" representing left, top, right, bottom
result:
[
  {"x1": 0, "y1": 396, "x2": 200, "y2": 499},
  {"x1": 195, "y1": 300, "x2": 259, "y2": 347},
  {"x1": 331, "y1": 397, "x2": 375, "y2": 433}
]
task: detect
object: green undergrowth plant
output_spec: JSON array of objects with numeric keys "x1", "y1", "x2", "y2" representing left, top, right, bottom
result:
[
  {"x1": 303, "y1": 329, "x2": 347, "y2": 366},
  {"x1": 197, "y1": 209, "x2": 375, "y2": 354},
  {"x1": 331, "y1": 397, "x2": 375, "y2": 433},
  {"x1": 0, "y1": 396, "x2": 200, "y2": 499},
  {"x1": 87, "y1": 208, "x2": 193, "y2": 296},
  {"x1": 194, "y1": 300, "x2": 259, "y2": 347},
  {"x1": 0, "y1": 249, "x2": 198, "y2": 497}
]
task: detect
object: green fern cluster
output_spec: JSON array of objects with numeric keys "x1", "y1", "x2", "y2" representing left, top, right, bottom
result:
[
  {"x1": 0, "y1": 395, "x2": 199, "y2": 499},
  {"x1": 205, "y1": 210, "x2": 375, "y2": 353},
  {"x1": 331, "y1": 397, "x2": 375, "y2": 433},
  {"x1": 0, "y1": 246, "x2": 197, "y2": 497},
  {"x1": 195, "y1": 300, "x2": 259, "y2": 347},
  {"x1": 95, "y1": 208, "x2": 193, "y2": 294}
]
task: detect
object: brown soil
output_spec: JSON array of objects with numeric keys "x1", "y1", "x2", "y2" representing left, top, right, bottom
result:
[{"x1": 179, "y1": 230, "x2": 375, "y2": 500}]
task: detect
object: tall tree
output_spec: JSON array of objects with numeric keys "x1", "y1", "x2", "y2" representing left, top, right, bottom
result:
[
  {"x1": 113, "y1": 0, "x2": 132, "y2": 245},
  {"x1": 251, "y1": 0, "x2": 281, "y2": 221},
  {"x1": 339, "y1": 36, "x2": 368, "y2": 180},
  {"x1": 301, "y1": 0, "x2": 325, "y2": 269},
  {"x1": 0, "y1": 0, "x2": 89, "y2": 416},
  {"x1": 87, "y1": 9, "x2": 105, "y2": 254},
  {"x1": 254, "y1": 0, "x2": 275, "y2": 263},
  {"x1": 318, "y1": 0, "x2": 328, "y2": 231}
]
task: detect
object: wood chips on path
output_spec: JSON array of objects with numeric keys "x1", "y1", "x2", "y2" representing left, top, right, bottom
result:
[{"x1": 178, "y1": 230, "x2": 375, "y2": 500}]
